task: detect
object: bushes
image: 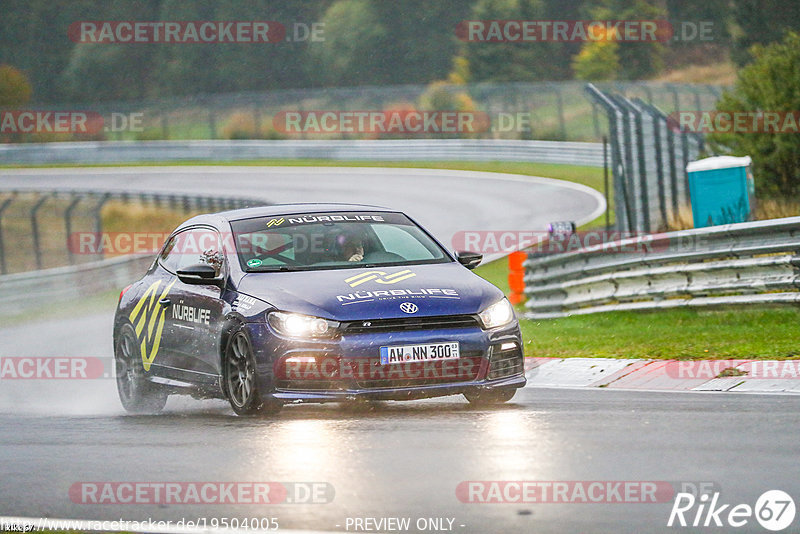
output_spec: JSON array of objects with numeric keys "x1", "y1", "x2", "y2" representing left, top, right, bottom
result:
[
  {"x1": 221, "y1": 112, "x2": 286, "y2": 140},
  {"x1": 708, "y1": 31, "x2": 800, "y2": 198},
  {"x1": 0, "y1": 65, "x2": 32, "y2": 108}
]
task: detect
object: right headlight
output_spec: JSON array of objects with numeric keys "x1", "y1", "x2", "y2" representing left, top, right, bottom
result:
[
  {"x1": 268, "y1": 311, "x2": 340, "y2": 339},
  {"x1": 478, "y1": 298, "x2": 515, "y2": 329}
]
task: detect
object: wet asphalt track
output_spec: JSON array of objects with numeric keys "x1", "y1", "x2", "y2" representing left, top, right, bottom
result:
[
  {"x1": 1, "y1": 168, "x2": 798, "y2": 532},
  {"x1": 1, "y1": 386, "x2": 799, "y2": 533}
]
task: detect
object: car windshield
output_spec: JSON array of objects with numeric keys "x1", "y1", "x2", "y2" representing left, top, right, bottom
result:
[{"x1": 230, "y1": 211, "x2": 450, "y2": 271}]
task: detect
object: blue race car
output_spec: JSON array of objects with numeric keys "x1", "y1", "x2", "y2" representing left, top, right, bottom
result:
[{"x1": 113, "y1": 204, "x2": 525, "y2": 415}]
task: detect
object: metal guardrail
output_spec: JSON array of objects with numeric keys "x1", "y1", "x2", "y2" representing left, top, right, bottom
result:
[
  {"x1": 523, "y1": 217, "x2": 800, "y2": 319},
  {"x1": 0, "y1": 139, "x2": 605, "y2": 167},
  {"x1": 0, "y1": 254, "x2": 155, "y2": 312}
]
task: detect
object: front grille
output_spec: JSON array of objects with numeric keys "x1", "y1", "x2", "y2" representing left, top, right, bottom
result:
[
  {"x1": 488, "y1": 345, "x2": 524, "y2": 380},
  {"x1": 342, "y1": 315, "x2": 480, "y2": 335},
  {"x1": 353, "y1": 354, "x2": 484, "y2": 389}
]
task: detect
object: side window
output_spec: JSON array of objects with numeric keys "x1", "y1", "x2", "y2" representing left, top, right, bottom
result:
[
  {"x1": 158, "y1": 235, "x2": 180, "y2": 272},
  {"x1": 160, "y1": 228, "x2": 225, "y2": 275}
]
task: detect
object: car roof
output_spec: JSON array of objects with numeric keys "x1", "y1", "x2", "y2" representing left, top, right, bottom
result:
[{"x1": 177, "y1": 202, "x2": 395, "y2": 230}]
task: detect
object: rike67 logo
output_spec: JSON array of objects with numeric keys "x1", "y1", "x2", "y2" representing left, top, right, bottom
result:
[{"x1": 668, "y1": 490, "x2": 796, "y2": 531}]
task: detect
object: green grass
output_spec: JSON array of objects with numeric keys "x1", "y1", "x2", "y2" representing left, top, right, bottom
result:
[
  {"x1": 518, "y1": 307, "x2": 800, "y2": 360},
  {"x1": 473, "y1": 256, "x2": 511, "y2": 295}
]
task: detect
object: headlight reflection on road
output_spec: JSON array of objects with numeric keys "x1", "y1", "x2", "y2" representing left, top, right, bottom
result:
[
  {"x1": 267, "y1": 419, "x2": 345, "y2": 477},
  {"x1": 481, "y1": 409, "x2": 558, "y2": 476}
]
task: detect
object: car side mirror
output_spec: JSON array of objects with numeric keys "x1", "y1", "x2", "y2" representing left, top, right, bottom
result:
[
  {"x1": 455, "y1": 251, "x2": 482, "y2": 270},
  {"x1": 177, "y1": 263, "x2": 223, "y2": 287}
]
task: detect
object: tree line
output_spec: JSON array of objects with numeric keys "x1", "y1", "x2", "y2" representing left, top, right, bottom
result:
[{"x1": 0, "y1": 0, "x2": 799, "y2": 104}]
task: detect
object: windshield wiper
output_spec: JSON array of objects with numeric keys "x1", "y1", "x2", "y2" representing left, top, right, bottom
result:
[{"x1": 251, "y1": 265, "x2": 301, "y2": 272}]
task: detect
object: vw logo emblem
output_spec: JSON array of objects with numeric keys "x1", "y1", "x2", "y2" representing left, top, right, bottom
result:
[{"x1": 400, "y1": 302, "x2": 418, "y2": 314}]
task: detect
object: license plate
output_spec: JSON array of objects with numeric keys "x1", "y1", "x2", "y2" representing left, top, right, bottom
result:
[{"x1": 379, "y1": 342, "x2": 460, "y2": 364}]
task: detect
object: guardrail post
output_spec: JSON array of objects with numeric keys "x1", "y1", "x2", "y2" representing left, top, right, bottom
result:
[
  {"x1": 64, "y1": 194, "x2": 83, "y2": 265},
  {"x1": 666, "y1": 121, "x2": 679, "y2": 218},
  {"x1": 633, "y1": 97, "x2": 671, "y2": 233},
  {"x1": 585, "y1": 84, "x2": 634, "y2": 232},
  {"x1": 603, "y1": 136, "x2": 610, "y2": 229},
  {"x1": 680, "y1": 130, "x2": 692, "y2": 206},
  {"x1": 0, "y1": 193, "x2": 17, "y2": 275},
  {"x1": 550, "y1": 85, "x2": 567, "y2": 140},
  {"x1": 592, "y1": 102, "x2": 601, "y2": 139},
  {"x1": 209, "y1": 109, "x2": 217, "y2": 139},
  {"x1": 161, "y1": 113, "x2": 169, "y2": 140},
  {"x1": 253, "y1": 106, "x2": 262, "y2": 136},
  {"x1": 616, "y1": 96, "x2": 639, "y2": 231},
  {"x1": 92, "y1": 193, "x2": 111, "y2": 261},
  {"x1": 630, "y1": 100, "x2": 651, "y2": 233},
  {"x1": 30, "y1": 194, "x2": 50, "y2": 270}
]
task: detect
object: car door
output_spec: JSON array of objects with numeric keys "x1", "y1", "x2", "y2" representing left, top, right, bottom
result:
[
  {"x1": 128, "y1": 234, "x2": 182, "y2": 380},
  {"x1": 163, "y1": 227, "x2": 227, "y2": 384}
]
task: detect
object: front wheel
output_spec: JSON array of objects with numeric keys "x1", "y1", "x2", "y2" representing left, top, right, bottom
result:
[
  {"x1": 224, "y1": 328, "x2": 281, "y2": 416},
  {"x1": 464, "y1": 387, "x2": 517, "y2": 406},
  {"x1": 115, "y1": 323, "x2": 168, "y2": 414}
]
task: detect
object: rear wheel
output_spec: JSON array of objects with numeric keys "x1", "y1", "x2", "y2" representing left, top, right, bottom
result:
[
  {"x1": 225, "y1": 328, "x2": 281, "y2": 416},
  {"x1": 115, "y1": 323, "x2": 168, "y2": 414},
  {"x1": 464, "y1": 387, "x2": 517, "y2": 405}
]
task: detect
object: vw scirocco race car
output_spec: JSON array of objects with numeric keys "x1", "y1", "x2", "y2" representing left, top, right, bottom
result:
[{"x1": 113, "y1": 203, "x2": 525, "y2": 415}]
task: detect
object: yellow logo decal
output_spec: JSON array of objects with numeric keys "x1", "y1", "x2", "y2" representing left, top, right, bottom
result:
[
  {"x1": 266, "y1": 218, "x2": 285, "y2": 227},
  {"x1": 345, "y1": 269, "x2": 416, "y2": 288},
  {"x1": 128, "y1": 279, "x2": 176, "y2": 372}
]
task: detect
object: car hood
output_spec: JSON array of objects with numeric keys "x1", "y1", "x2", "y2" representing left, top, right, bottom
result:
[{"x1": 235, "y1": 262, "x2": 504, "y2": 320}]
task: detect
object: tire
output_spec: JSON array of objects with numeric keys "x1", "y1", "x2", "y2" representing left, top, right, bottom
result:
[
  {"x1": 464, "y1": 387, "x2": 517, "y2": 406},
  {"x1": 224, "y1": 327, "x2": 281, "y2": 416},
  {"x1": 115, "y1": 323, "x2": 168, "y2": 414}
]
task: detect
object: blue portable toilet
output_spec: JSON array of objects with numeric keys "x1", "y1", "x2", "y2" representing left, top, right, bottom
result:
[{"x1": 686, "y1": 156, "x2": 755, "y2": 228}]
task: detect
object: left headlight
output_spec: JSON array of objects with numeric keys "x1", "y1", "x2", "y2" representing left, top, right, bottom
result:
[
  {"x1": 478, "y1": 298, "x2": 516, "y2": 329},
  {"x1": 268, "y1": 311, "x2": 341, "y2": 339}
]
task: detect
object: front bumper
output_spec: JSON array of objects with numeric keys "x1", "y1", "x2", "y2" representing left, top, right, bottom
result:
[{"x1": 245, "y1": 319, "x2": 525, "y2": 403}]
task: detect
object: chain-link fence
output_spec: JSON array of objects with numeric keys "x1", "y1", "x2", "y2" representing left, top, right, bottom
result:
[
  {"x1": 19, "y1": 81, "x2": 725, "y2": 144},
  {"x1": 0, "y1": 190, "x2": 261, "y2": 275},
  {"x1": 586, "y1": 83, "x2": 705, "y2": 233}
]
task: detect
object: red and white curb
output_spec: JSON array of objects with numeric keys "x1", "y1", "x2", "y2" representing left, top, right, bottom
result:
[{"x1": 524, "y1": 358, "x2": 800, "y2": 393}]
